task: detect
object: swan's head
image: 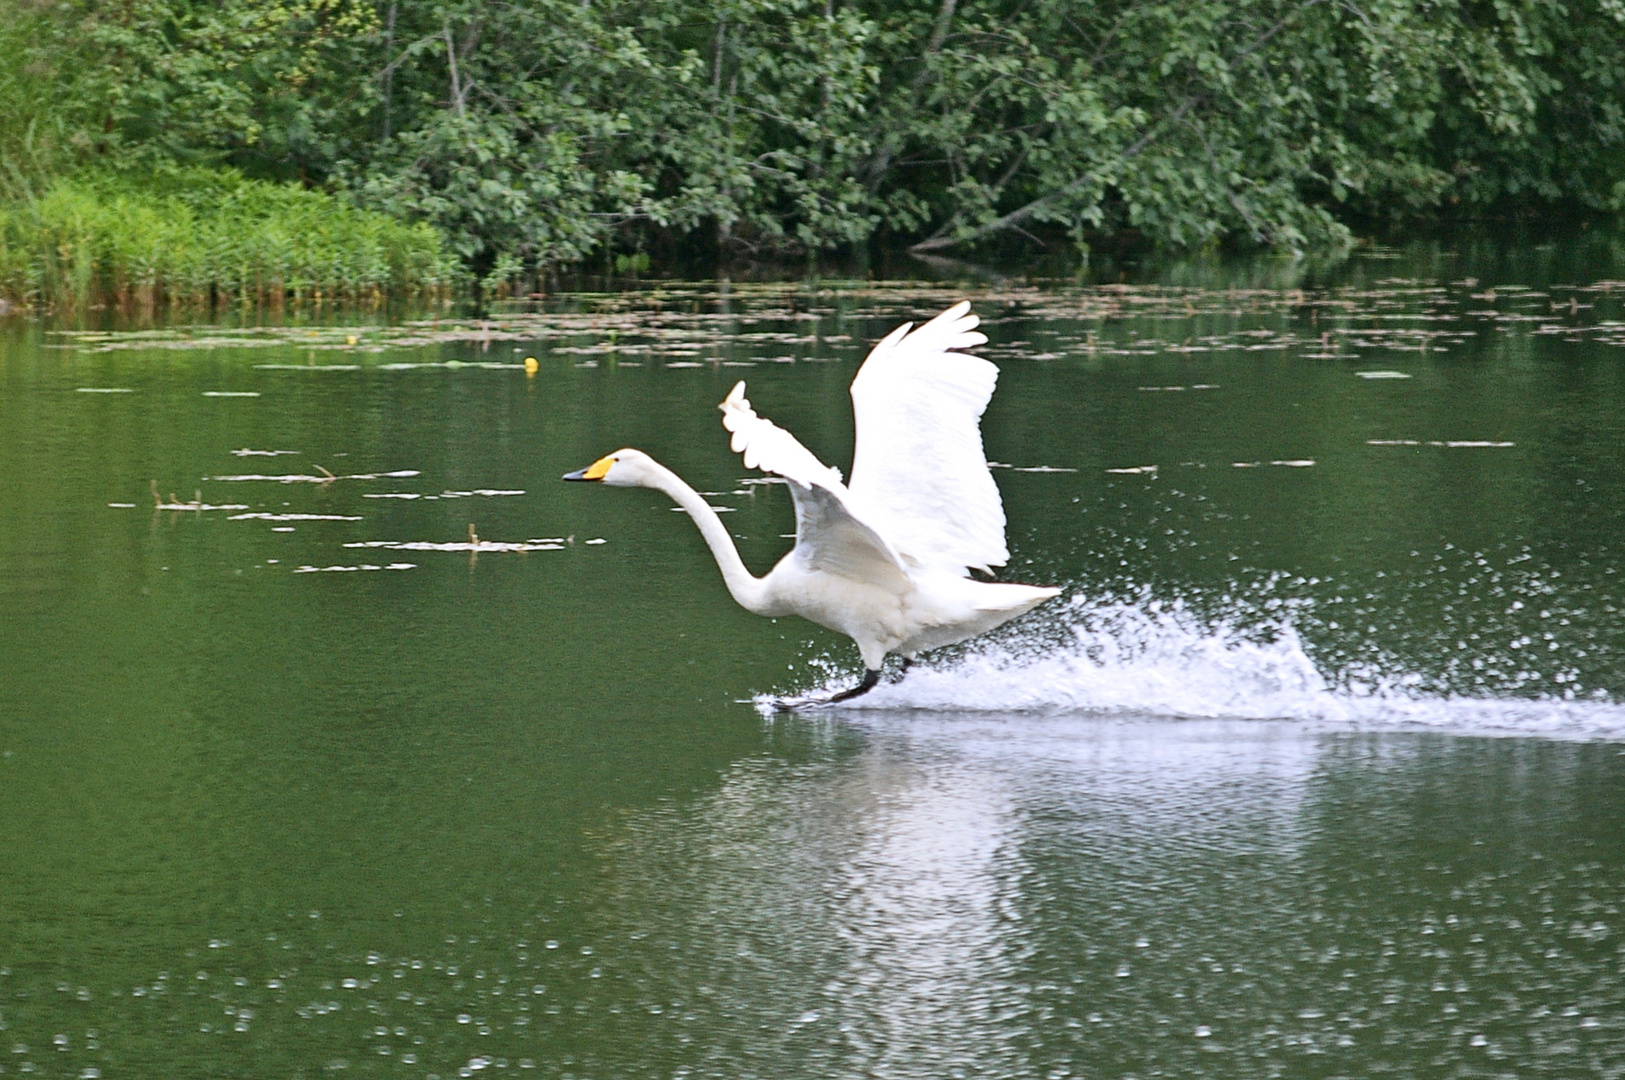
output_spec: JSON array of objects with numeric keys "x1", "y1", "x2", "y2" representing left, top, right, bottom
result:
[{"x1": 562, "y1": 448, "x2": 656, "y2": 487}]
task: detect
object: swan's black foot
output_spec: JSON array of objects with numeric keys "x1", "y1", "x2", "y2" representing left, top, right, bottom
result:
[
  {"x1": 767, "y1": 668, "x2": 882, "y2": 711},
  {"x1": 828, "y1": 668, "x2": 882, "y2": 703},
  {"x1": 889, "y1": 657, "x2": 915, "y2": 684}
]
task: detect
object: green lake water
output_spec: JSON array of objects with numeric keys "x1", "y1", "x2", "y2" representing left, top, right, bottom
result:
[{"x1": 2, "y1": 239, "x2": 1625, "y2": 1078}]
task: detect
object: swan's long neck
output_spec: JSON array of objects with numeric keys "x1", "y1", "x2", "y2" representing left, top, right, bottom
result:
[{"x1": 641, "y1": 460, "x2": 775, "y2": 615}]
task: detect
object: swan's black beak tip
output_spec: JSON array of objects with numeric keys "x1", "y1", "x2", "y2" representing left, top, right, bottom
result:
[{"x1": 563, "y1": 455, "x2": 615, "y2": 482}]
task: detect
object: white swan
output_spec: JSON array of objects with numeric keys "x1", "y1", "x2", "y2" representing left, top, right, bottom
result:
[{"x1": 564, "y1": 301, "x2": 1060, "y2": 703}]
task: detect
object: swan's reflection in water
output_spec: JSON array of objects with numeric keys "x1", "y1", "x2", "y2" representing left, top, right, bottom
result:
[{"x1": 564, "y1": 716, "x2": 1625, "y2": 1078}]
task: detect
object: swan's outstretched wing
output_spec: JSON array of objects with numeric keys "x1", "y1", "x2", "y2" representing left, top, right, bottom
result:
[
  {"x1": 720, "y1": 382, "x2": 911, "y2": 594},
  {"x1": 720, "y1": 381, "x2": 844, "y2": 490},
  {"x1": 845, "y1": 301, "x2": 1007, "y2": 574}
]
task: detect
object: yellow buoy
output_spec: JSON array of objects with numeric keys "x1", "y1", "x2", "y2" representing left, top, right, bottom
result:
[
  {"x1": 345, "y1": 335, "x2": 358, "y2": 346},
  {"x1": 523, "y1": 356, "x2": 539, "y2": 375}
]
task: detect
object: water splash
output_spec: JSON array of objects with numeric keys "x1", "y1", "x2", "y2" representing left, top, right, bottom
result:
[{"x1": 763, "y1": 592, "x2": 1625, "y2": 740}]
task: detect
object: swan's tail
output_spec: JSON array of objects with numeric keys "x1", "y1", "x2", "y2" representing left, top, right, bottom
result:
[{"x1": 976, "y1": 583, "x2": 1062, "y2": 614}]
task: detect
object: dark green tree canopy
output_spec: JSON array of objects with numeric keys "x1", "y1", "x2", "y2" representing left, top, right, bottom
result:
[{"x1": 6, "y1": 0, "x2": 1624, "y2": 279}]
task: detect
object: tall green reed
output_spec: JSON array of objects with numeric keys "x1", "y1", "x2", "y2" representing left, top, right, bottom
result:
[{"x1": 0, "y1": 169, "x2": 457, "y2": 310}]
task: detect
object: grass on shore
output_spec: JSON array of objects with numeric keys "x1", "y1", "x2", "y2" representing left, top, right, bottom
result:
[{"x1": 0, "y1": 169, "x2": 457, "y2": 311}]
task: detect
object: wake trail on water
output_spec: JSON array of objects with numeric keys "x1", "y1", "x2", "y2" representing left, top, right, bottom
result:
[{"x1": 760, "y1": 592, "x2": 1625, "y2": 740}]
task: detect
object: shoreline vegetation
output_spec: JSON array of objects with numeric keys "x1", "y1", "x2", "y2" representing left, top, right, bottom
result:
[
  {"x1": 3, "y1": 0, "x2": 1625, "y2": 311},
  {"x1": 0, "y1": 171, "x2": 455, "y2": 312}
]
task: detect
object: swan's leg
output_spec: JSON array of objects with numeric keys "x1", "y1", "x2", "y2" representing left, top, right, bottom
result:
[
  {"x1": 769, "y1": 668, "x2": 881, "y2": 710},
  {"x1": 890, "y1": 657, "x2": 915, "y2": 684},
  {"x1": 828, "y1": 668, "x2": 881, "y2": 703}
]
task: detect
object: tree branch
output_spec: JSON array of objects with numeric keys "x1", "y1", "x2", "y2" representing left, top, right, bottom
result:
[
  {"x1": 910, "y1": 95, "x2": 1196, "y2": 251},
  {"x1": 911, "y1": 0, "x2": 1329, "y2": 252},
  {"x1": 443, "y1": 20, "x2": 466, "y2": 119},
  {"x1": 863, "y1": 0, "x2": 959, "y2": 192}
]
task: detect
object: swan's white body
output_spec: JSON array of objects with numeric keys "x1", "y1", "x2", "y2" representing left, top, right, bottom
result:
[{"x1": 566, "y1": 301, "x2": 1060, "y2": 689}]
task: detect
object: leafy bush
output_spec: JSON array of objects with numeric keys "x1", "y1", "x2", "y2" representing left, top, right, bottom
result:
[{"x1": 0, "y1": 0, "x2": 101, "y2": 201}]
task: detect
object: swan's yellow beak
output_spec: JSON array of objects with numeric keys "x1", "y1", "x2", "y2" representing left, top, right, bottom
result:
[{"x1": 562, "y1": 455, "x2": 614, "y2": 482}]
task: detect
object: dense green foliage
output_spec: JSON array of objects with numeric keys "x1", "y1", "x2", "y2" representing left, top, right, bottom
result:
[
  {"x1": 0, "y1": 171, "x2": 453, "y2": 307},
  {"x1": 3, "y1": 0, "x2": 1624, "y2": 291}
]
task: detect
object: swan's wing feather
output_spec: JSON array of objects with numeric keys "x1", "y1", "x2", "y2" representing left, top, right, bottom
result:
[
  {"x1": 720, "y1": 381, "x2": 844, "y2": 489},
  {"x1": 785, "y1": 480, "x2": 911, "y2": 595},
  {"x1": 846, "y1": 301, "x2": 1008, "y2": 573},
  {"x1": 720, "y1": 381, "x2": 910, "y2": 595}
]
